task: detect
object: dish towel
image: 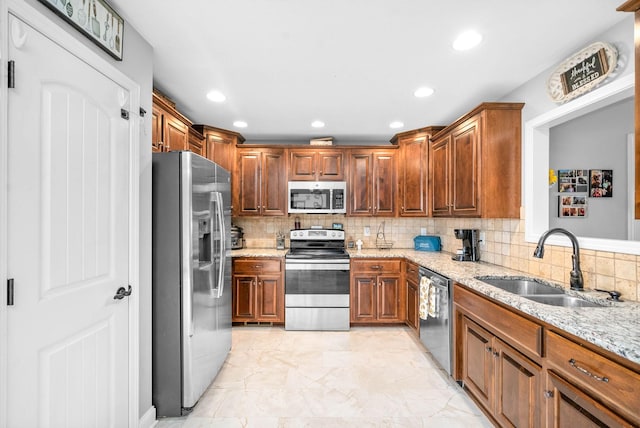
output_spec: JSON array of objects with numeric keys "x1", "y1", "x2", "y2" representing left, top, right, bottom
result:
[
  {"x1": 419, "y1": 276, "x2": 431, "y2": 320},
  {"x1": 428, "y1": 283, "x2": 439, "y2": 318}
]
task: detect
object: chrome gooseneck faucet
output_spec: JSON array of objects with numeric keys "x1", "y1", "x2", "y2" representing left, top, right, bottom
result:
[{"x1": 533, "y1": 228, "x2": 584, "y2": 290}]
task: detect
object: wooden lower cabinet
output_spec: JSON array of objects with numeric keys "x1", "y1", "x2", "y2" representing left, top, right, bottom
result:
[
  {"x1": 350, "y1": 258, "x2": 404, "y2": 323},
  {"x1": 404, "y1": 261, "x2": 419, "y2": 335},
  {"x1": 232, "y1": 257, "x2": 284, "y2": 323},
  {"x1": 460, "y1": 316, "x2": 542, "y2": 428},
  {"x1": 454, "y1": 283, "x2": 640, "y2": 428},
  {"x1": 544, "y1": 371, "x2": 633, "y2": 428}
]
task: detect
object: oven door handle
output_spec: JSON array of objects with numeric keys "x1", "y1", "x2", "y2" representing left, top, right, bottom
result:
[{"x1": 286, "y1": 263, "x2": 350, "y2": 271}]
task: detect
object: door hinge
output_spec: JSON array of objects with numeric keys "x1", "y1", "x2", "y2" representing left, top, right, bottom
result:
[
  {"x1": 7, "y1": 278, "x2": 14, "y2": 306},
  {"x1": 8, "y1": 60, "x2": 15, "y2": 88},
  {"x1": 121, "y1": 109, "x2": 130, "y2": 120}
]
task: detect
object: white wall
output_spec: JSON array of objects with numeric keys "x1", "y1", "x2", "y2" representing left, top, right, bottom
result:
[
  {"x1": 19, "y1": 0, "x2": 155, "y2": 420},
  {"x1": 502, "y1": 16, "x2": 634, "y2": 125}
]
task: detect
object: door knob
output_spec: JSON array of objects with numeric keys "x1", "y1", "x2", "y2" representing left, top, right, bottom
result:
[{"x1": 113, "y1": 285, "x2": 132, "y2": 300}]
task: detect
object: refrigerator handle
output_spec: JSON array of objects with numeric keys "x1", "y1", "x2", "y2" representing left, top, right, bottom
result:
[{"x1": 213, "y1": 191, "x2": 226, "y2": 298}]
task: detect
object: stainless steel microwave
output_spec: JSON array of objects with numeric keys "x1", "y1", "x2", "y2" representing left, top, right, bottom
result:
[{"x1": 288, "y1": 181, "x2": 347, "y2": 214}]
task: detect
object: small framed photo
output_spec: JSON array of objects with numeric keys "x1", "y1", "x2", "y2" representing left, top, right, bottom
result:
[
  {"x1": 557, "y1": 169, "x2": 589, "y2": 193},
  {"x1": 559, "y1": 195, "x2": 587, "y2": 217},
  {"x1": 38, "y1": 0, "x2": 124, "y2": 61},
  {"x1": 589, "y1": 169, "x2": 613, "y2": 197}
]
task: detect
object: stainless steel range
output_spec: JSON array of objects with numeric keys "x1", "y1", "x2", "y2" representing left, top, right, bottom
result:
[{"x1": 285, "y1": 229, "x2": 350, "y2": 331}]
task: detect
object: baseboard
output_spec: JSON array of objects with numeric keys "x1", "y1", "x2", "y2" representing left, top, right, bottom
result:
[{"x1": 139, "y1": 406, "x2": 157, "y2": 428}]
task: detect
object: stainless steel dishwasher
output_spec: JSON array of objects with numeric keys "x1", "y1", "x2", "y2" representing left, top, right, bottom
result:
[{"x1": 419, "y1": 267, "x2": 452, "y2": 375}]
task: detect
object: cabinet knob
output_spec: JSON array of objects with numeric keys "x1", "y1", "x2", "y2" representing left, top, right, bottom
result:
[
  {"x1": 544, "y1": 390, "x2": 554, "y2": 399},
  {"x1": 485, "y1": 346, "x2": 493, "y2": 353}
]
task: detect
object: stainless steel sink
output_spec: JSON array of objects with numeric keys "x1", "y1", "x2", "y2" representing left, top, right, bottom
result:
[
  {"x1": 524, "y1": 295, "x2": 603, "y2": 308},
  {"x1": 476, "y1": 277, "x2": 565, "y2": 295},
  {"x1": 475, "y1": 276, "x2": 605, "y2": 308}
]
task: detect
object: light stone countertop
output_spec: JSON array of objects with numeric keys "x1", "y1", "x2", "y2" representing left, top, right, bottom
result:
[{"x1": 232, "y1": 247, "x2": 640, "y2": 366}]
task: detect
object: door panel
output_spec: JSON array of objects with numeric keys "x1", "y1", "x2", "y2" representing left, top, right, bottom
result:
[{"x1": 7, "y1": 15, "x2": 130, "y2": 427}]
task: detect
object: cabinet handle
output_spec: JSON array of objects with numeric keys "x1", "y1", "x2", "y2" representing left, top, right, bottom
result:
[
  {"x1": 568, "y1": 359, "x2": 609, "y2": 383},
  {"x1": 254, "y1": 265, "x2": 262, "y2": 269},
  {"x1": 493, "y1": 351, "x2": 500, "y2": 358},
  {"x1": 252, "y1": 280, "x2": 256, "y2": 286},
  {"x1": 544, "y1": 390, "x2": 554, "y2": 399},
  {"x1": 485, "y1": 346, "x2": 493, "y2": 353},
  {"x1": 371, "y1": 265, "x2": 382, "y2": 270}
]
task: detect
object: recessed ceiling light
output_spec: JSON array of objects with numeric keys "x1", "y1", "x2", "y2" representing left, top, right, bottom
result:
[
  {"x1": 206, "y1": 90, "x2": 226, "y2": 103},
  {"x1": 453, "y1": 30, "x2": 482, "y2": 51},
  {"x1": 311, "y1": 120, "x2": 325, "y2": 128},
  {"x1": 414, "y1": 87, "x2": 434, "y2": 98},
  {"x1": 233, "y1": 120, "x2": 248, "y2": 128},
  {"x1": 389, "y1": 121, "x2": 404, "y2": 129}
]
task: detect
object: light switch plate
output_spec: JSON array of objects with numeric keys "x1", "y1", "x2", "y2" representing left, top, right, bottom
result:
[
  {"x1": 420, "y1": 227, "x2": 427, "y2": 235},
  {"x1": 364, "y1": 226, "x2": 370, "y2": 237}
]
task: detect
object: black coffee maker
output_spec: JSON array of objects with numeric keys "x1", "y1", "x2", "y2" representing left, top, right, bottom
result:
[{"x1": 452, "y1": 229, "x2": 480, "y2": 261}]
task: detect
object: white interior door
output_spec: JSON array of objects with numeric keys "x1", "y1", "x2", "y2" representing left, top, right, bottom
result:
[{"x1": 6, "y1": 14, "x2": 131, "y2": 427}]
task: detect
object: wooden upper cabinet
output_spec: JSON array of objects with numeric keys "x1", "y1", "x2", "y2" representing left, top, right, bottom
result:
[
  {"x1": 288, "y1": 149, "x2": 345, "y2": 181},
  {"x1": 617, "y1": 1, "x2": 640, "y2": 219},
  {"x1": 152, "y1": 91, "x2": 190, "y2": 153},
  {"x1": 392, "y1": 127, "x2": 444, "y2": 217},
  {"x1": 188, "y1": 127, "x2": 205, "y2": 157},
  {"x1": 430, "y1": 103, "x2": 524, "y2": 218},
  {"x1": 233, "y1": 148, "x2": 286, "y2": 216},
  {"x1": 348, "y1": 149, "x2": 397, "y2": 216},
  {"x1": 192, "y1": 125, "x2": 245, "y2": 172}
]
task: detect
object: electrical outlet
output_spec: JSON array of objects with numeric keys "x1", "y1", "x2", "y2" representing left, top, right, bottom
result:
[
  {"x1": 479, "y1": 231, "x2": 486, "y2": 247},
  {"x1": 420, "y1": 227, "x2": 427, "y2": 236},
  {"x1": 364, "y1": 226, "x2": 370, "y2": 237}
]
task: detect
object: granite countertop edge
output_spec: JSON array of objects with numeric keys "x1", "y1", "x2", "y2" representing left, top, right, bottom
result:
[{"x1": 232, "y1": 247, "x2": 640, "y2": 366}]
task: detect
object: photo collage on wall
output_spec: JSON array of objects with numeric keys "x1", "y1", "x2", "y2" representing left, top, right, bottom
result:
[{"x1": 556, "y1": 169, "x2": 613, "y2": 217}]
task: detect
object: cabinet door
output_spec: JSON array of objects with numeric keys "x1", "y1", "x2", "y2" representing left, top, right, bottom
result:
[
  {"x1": 373, "y1": 151, "x2": 397, "y2": 216},
  {"x1": 234, "y1": 151, "x2": 262, "y2": 215},
  {"x1": 151, "y1": 106, "x2": 164, "y2": 152},
  {"x1": 430, "y1": 135, "x2": 451, "y2": 216},
  {"x1": 232, "y1": 275, "x2": 256, "y2": 320},
  {"x1": 188, "y1": 129, "x2": 204, "y2": 156},
  {"x1": 545, "y1": 371, "x2": 632, "y2": 428},
  {"x1": 164, "y1": 115, "x2": 189, "y2": 152},
  {"x1": 494, "y1": 338, "x2": 542, "y2": 428},
  {"x1": 261, "y1": 149, "x2": 286, "y2": 216},
  {"x1": 351, "y1": 275, "x2": 376, "y2": 322},
  {"x1": 451, "y1": 118, "x2": 480, "y2": 216},
  {"x1": 349, "y1": 152, "x2": 373, "y2": 215},
  {"x1": 461, "y1": 317, "x2": 493, "y2": 411},
  {"x1": 257, "y1": 275, "x2": 283, "y2": 321},
  {"x1": 377, "y1": 275, "x2": 402, "y2": 321},
  {"x1": 406, "y1": 279, "x2": 419, "y2": 333},
  {"x1": 317, "y1": 150, "x2": 345, "y2": 180},
  {"x1": 399, "y1": 136, "x2": 428, "y2": 216},
  {"x1": 206, "y1": 133, "x2": 233, "y2": 171},
  {"x1": 288, "y1": 150, "x2": 316, "y2": 180}
]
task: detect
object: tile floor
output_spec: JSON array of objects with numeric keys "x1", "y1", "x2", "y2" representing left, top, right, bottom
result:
[{"x1": 155, "y1": 326, "x2": 493, "y2": 428}]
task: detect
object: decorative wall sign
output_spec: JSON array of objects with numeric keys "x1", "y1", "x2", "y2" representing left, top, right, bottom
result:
[
  {"x1": 547, "y1": 42, "x2": 617, "y2": 104},
  {"x1": 38, "y1": 0, "x2": 124, "y2": 61},
  {"x1": 589, "y1": 169, "x2": 613, "y2": 197},
  {"x1": 559, "y1": 195, "x2": 587, "y2": 217}
]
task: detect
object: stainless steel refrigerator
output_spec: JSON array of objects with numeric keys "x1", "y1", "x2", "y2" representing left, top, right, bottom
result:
[{"x1": 152, "y1": 151, "x2": 232, "y2": 417}]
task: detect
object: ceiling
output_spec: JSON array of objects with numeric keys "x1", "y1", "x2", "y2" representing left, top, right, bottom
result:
[{"x1": 108, "y1": 0, "x2": 628, "y2": 144}]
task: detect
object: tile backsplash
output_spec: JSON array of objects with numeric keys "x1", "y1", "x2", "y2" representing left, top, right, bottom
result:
[{"x1": 233, "y1": 215, "x2": 639, "y2": 302}]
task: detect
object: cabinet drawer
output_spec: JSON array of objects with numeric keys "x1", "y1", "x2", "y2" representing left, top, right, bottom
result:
[
  {"x1": 233, "y1": 258, "x2": 282, "y2": 274},
  {"x1": 351, "y1": 259, "x2": 401, "y2": 273},
  {"x1": 454, "y1": 284, "x2": 542, "y2": 358},
  {"x1": 404, "y1": 261, "x2": 419, "y2": 277},
  {"x1": 545, "y1": 330, "x2": 640, "y2": 422}
]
